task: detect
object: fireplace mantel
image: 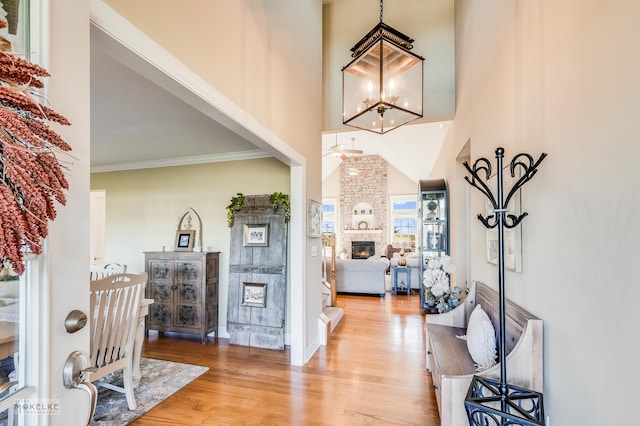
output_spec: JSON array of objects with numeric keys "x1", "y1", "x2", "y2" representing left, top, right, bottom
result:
[{"x1": 344, "y1": 230, "x2": 383, "y2": 234}]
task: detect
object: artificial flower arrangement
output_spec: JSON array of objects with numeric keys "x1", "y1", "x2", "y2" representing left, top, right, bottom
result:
[
  {"x1": 423, "y1": 255, "x2": 467, "y2": 313},
  {"x1": 0, "y1": 20, "x2": 72, "y2": 275}
]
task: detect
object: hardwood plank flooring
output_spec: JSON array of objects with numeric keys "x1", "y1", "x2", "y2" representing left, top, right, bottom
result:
[{"x1": 132, "y1": 293, "x2": 440, "y2": 425}]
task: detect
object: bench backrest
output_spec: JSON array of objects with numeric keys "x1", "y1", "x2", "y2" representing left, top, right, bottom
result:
[{"x1": 468, "y1": 281, "x2": 539, "y2": 357}]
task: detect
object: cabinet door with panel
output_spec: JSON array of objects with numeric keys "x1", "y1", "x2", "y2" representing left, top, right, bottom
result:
[{"x1": 147, "y1": 258, "x2": 174, "y2": 327}]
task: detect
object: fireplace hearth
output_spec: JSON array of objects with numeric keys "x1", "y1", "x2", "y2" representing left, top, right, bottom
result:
[{"x1": 352, "y1": 241, "x2": 375, "y2": 259}]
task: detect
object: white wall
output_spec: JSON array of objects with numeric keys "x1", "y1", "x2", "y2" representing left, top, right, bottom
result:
[
  {"x1": 90, "y1": 158, "x2": 290, "y2": 339},
  {"x1": 431, "y1": 1, "x2": 639, "y2": 423}
]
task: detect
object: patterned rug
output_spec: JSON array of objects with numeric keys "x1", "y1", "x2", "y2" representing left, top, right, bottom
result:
[{"x1": 91, "y1": 358, "x2": 208, "y2": 425}]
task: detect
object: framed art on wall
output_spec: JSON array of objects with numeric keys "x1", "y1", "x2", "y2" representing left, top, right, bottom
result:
[
  {"x1": 485, "y1": 168, "x2": 523, "y2": 272},
  {"x1": 243, "y1": 224, "x2": 269, "y2": 247},
  {"x1": 242, "y1": 282, "x2": 267, "y2": 308},
  {"x1": 308, "y1": 200, "x2": 322, "y2": 238}
]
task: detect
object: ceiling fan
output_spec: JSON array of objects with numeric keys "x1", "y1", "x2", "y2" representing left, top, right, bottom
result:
[{"x1": 323, "y1": 137, "x2": 363, "y2": 161}]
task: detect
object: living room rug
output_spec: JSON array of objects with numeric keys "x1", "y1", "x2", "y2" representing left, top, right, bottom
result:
[{"x1": 91, "y1": 357, "x2": 208, "y2": 425}]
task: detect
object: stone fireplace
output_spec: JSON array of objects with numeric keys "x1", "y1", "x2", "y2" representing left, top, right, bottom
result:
[
  {"x1": 351, "y1": 241, "x2": 375, "y2": 259},
  {"x1": 340, "y1": 155, "x2": 388, "y2": 258}
]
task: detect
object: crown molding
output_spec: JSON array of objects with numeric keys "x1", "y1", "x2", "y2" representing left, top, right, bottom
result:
[{"x1": 90, "y1": 149, "x2": 271, "y2": 173}]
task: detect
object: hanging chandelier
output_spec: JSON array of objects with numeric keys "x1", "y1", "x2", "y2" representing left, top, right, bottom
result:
[{"x1": 342, "y1": 0, "x2": 424, "y2": 134}]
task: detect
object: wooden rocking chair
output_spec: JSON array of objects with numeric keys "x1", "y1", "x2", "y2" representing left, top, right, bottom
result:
[
  {"x1": 89, "y1": 263, "x2": 128, "y2": 280},
  {"x1": 87, "y1": 272, "x2": 146, "y2": 410}
]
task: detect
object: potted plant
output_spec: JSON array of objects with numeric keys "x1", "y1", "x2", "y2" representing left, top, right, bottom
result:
[{"x1": 427, "y1": 200, "x2": 438, "y2": 220}]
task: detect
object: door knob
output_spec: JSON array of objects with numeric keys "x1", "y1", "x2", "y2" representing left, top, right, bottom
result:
[
  {"x1": 65, "y1": 310, "x2": 88, "y2": 333},
  {"x1": 63, "y1": 351, "x2": 97, "y2": 425}
]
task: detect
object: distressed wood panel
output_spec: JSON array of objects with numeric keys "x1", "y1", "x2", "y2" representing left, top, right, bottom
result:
[{"x1": 227, "y1": 195, "x2": 288, "y2": 349}]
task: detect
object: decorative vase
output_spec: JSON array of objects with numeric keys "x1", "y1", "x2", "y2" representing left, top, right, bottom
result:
[{"x1": 397, "y1": 249, "x2": 407, "y2": 266}]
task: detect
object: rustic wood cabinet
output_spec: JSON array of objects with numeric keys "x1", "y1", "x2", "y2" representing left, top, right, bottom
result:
[{"x1": 144, "y1": 251, "x2": 219, "y2": 343}]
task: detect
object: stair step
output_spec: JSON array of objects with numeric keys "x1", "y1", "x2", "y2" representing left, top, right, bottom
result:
[
  {"x1": 322, "y1": 292, "x2": 331, "y2": 308},
  {"x1": 323, "y1": 306, "x2": 344, "y2": 332}
]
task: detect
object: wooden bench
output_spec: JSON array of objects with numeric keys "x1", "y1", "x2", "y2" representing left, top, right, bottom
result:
[{"x1": 426, "y1": 281, "x2": 543, "y2": 426}]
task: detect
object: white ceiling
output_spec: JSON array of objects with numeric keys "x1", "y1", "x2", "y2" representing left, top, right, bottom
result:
[{"x1": 321, "y1": 121, "x2": 451, "y2": 182}]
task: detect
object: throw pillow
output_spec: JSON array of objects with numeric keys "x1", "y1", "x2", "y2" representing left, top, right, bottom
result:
[{"x1": 466, "y1": 304, "x2": 497, "y2": 371}]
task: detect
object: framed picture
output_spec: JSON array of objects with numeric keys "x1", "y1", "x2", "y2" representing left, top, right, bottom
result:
[
  {"x1": 175, "y1": 230, "x2": 195, "y2": 251},
  {"x1": 485, "y1": 168, "x2": 523, "y2": 272},
  {"x1": 243, "y1": 224, "x2": 269, "y2": 247},
  {"x1": 308, "y1": 200, "x2": 322, "y2": 238},
  {"x1": 242, "y1": 282, "x2": 267, "y2": 308}
]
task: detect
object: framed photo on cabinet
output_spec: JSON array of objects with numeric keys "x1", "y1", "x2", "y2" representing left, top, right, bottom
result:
[{"x1": 175, "y1": 230, "x2": 195, "y2": 251}]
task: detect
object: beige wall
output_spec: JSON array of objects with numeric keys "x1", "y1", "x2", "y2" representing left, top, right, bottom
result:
[
  {"x1": 101, "y1": 0, "x2": 323, "y2": 357},
  {"x1": 91, "y1": 158, "x2": 290, "y2": 338},
  {"x1": 431, "y1": 1, "x2": 639, "y2": 423}
]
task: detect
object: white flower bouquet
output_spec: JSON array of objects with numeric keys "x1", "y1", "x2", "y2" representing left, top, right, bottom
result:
[{"x1": 423, "y1": 255, "x2": 466, "y2": 313}]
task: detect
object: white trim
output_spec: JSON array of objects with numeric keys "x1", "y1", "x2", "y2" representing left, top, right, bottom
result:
[
  {"x1": 289, "y1": 166, "x2": 306, "y2": 366},
  {"x1": 344, "y1": 229, "x2": 383, "y2": 234},
  {"x1": 91, "y1": 149, "x2": 272, "y2": 173},
  {"x1": 305, "y1": 336, "x2": 321, "y2": 364}
]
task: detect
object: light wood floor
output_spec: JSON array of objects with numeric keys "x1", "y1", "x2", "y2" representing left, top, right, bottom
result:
[{"x1": 132, "y1": 293, "x2": 440, "y2": 425}]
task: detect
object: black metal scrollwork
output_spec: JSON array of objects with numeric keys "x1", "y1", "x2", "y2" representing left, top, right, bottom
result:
[{"x1": 463, "y1": 147, "x2": 547, "y2": 230}]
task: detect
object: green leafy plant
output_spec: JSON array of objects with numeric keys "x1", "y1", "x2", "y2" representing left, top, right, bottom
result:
[
  {"x1": 269, "y1": 192, "x2": 291, "y2": 222},
  {"x1": 226, "y1": 193, "x2": 245, "y2": 227}
]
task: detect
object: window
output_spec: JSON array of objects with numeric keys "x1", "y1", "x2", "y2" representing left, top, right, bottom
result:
[
  {"x1": 390, "y1": 195, "x2": 417, "y2": 250},
  {"x1": 322, "y1": 198, "x2": 337, "y2": 234}
]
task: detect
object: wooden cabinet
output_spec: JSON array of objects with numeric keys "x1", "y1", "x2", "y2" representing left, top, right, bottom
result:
[{"x1": 144, "y1": 251, "x2": 219, "y2": 343}]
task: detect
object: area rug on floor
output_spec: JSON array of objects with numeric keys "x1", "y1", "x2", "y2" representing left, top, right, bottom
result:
[{"x1": 91, "y1": 357, "x2": 208, "y2": 425}]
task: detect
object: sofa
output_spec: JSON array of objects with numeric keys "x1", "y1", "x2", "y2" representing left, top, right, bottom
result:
[{"x1": 335, "y1": 257, "x2": 389, "y2": 297}]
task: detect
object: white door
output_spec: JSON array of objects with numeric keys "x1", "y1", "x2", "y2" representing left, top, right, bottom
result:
[{"x1": 0, "y1": 0, "x2": 95, "y2": 424}]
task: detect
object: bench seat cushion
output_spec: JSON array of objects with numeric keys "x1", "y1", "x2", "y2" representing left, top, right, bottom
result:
[{"x1": 428, "y1": 324, "x2": 476, "y2": 376}]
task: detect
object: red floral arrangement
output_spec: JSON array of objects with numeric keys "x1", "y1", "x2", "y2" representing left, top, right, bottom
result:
[{"x1": 0, "y1": 20, "x2": 71, "y2": 275}]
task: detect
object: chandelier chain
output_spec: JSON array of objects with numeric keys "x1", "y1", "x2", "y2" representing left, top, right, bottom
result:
[{"x1": 380, "y1": 0, "x2": 383, "y2": 22}]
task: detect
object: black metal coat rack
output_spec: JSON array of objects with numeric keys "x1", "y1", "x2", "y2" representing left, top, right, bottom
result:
[{"x1": 462, "y1": 147, "x2": 547, "y2": 426}]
